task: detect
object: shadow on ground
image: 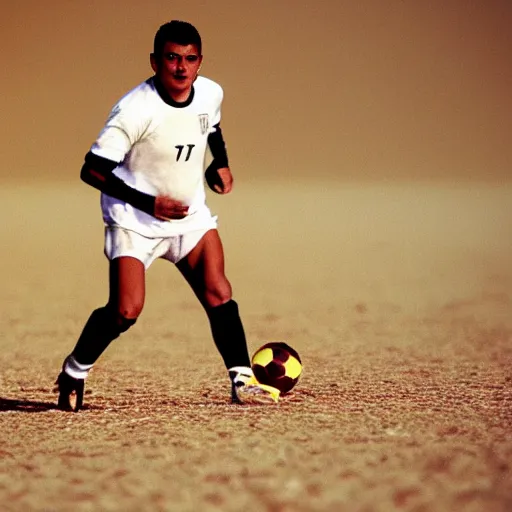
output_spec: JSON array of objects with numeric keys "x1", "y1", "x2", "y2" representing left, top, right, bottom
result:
[{"x1": 0, "y1": 397, "x2": 58, "y2": 412}]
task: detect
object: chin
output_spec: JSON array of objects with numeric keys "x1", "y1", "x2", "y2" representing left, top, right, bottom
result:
[{"x1": 171, "y1": 79, "x2": 191, "y2": 88}]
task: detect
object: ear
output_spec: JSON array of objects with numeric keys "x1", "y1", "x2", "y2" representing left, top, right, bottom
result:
[
  {"x1": 150, "y1": 53, "x2": 158, "y2": 73},
  {"x1": 196, "y1": 55, "x2": 203, "y2": 76}
]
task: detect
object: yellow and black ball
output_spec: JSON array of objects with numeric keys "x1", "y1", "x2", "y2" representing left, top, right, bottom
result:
[{"x1": 251, "y1": 342, "x2": 302, "y2": 394}]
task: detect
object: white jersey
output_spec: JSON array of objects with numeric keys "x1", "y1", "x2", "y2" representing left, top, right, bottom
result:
[{"x1": 90, "y1": 76, "x2": 222, "y2": 237}]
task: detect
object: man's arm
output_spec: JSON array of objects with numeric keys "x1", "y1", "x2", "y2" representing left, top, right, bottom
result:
[
  {"x1": 80, "y1": 152, "x2": 156, "y2": 215},
  {"x1": 81, "y1": 152, "x2": 189, "y2": 220},
  {"x1": 205, "y1": 124, "x2": 233, "y2": 194},
  {"x1": 207, "y1": 123, "x2": 229, "y2": 169}
]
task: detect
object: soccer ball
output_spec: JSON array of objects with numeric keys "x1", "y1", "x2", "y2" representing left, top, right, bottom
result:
[{"x1": 251, "y1": 342, "x2": 302, "y2": 394}]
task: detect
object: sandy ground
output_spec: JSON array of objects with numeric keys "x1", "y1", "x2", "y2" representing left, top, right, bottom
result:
[{"x1": 0, "y1": 179, "x2": 511, "y2": 512}]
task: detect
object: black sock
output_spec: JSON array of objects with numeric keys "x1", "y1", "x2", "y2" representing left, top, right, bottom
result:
[
  {"x1": 71, "y1": 307, "x2": 128, "y2": 365},
  {"x1": 207, "y1": 300, "x2": 251, "y2": 370}
]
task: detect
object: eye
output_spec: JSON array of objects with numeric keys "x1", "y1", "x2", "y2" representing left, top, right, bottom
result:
[
  {"x1": 186, "y1": 55, "x2": 199, "y2": 62},
  {"x1": 165, "y1": 53, "x2": 178, "y2": 61}
]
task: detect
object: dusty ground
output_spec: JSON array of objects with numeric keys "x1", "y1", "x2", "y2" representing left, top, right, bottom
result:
[{"x1": 0, "y1": 179, "x2": 511, "y2": 512}]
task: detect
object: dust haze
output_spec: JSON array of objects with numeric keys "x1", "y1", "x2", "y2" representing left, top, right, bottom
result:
[{"x1": 0, "y1": 0, "x2": 510, "y2": 182}]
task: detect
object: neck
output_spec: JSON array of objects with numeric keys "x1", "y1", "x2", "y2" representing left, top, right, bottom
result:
[
  {"x1": 153, "y1": 77, "x2": 195, "y2": 108},
  {"x1": 169, "y1": 88, "x2": 191, "y2": 103}
]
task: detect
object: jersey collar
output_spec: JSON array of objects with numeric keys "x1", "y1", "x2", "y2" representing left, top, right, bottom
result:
[{"x1": 151, "y1": 76, "x2": 195, "y2": 108}]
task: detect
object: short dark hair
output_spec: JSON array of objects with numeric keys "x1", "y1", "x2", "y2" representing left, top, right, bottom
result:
[{"x1": 153, "y1": 20, "x2": 202, "y2": 57}]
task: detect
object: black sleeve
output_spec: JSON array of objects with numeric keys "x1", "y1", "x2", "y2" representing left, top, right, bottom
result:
[
  {"x1": 81, "y1": 152, "x2": 156, "y2": 216},
  {"x1": 83, "y1": 151, "x2": 119, "y2": 173},
  {"x1": 207, "y1": 123, "x2": 229, "y2": 169}
]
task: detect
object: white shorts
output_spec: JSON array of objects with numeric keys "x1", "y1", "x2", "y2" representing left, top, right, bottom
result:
[{"x1": 104, "y1": 225, "x2": 214, "y2": 268}]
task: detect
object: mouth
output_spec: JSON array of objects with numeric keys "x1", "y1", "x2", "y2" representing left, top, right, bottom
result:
[{"x1": 173, "y1": 75, "x2": 187, "y2": 82}]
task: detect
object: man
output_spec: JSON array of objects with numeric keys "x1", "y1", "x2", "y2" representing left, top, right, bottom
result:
[{"x1": 55, "y1": 20, "x2": 279, "y2": 411}]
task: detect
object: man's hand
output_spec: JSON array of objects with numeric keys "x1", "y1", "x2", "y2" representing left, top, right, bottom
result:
[
  {"x1": 154, "y1": 196, "x2": 189, "y2": 220},
  {"x1": 205, "y1": 166, "x2": 233, "y2": 194}
]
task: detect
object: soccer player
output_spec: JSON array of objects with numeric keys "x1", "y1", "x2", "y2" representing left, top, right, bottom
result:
[{"x1": 55, "y1": 20, "x2": 279, "y2": 411}]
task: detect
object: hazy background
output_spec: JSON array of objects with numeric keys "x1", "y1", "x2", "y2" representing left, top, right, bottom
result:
[{"x1": 1, "y1": 0, "x2": 510, "y2": 184}]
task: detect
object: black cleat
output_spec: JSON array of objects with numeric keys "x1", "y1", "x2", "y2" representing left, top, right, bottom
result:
[{"x1": 55, "y1": 372, "x2": 85, "y2": 412}]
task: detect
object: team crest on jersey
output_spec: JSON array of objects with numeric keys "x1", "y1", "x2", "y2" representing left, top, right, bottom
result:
[{"x1": 198, "y1": 114, "x2": 210, "y2": 135}]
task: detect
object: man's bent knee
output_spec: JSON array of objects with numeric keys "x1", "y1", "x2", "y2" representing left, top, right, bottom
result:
[
  {"x1": 116, "y1": 314, "x2": 137, "y2": 333},
  {"x1": 204, "y1": 282, "x2": 232, "y2": 309},
  {"x1": 105, "y1": 304, "x2": 140, "y2": 333}
]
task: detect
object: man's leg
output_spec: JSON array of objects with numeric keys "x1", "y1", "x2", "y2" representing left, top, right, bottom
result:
[
  {"x1": 57, "y1": 256, "x2": 145, "y2": 411},
  {"x1": 176, "y1": 229, "x2": 251, "y2": 369},
  {"x1": 176, "y1": 230, "x2": 278, "y2": 403}
]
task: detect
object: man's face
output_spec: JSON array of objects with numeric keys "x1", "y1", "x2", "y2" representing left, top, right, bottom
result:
[{"x1": 151, "y1": 42, "x2": 203, "y2": 101}]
